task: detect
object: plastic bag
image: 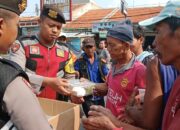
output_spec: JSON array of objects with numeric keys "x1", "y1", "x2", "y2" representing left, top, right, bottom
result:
[{"x1": 68, "y1": 79, "x2": 95, "y2": 97}]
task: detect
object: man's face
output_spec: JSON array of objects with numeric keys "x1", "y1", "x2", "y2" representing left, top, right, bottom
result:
[
  {"x1": 130, "y1": 37, "x2": 142, "y2": 55},
  {"x1": 39, "y1": 17, "x2": 62, "y2": 43},
  {"x1": 0, "y1": 14, "x2": 19, "y2": 53},
  {"x1": 83, "y1": 45, "x2": 96, "y2": 57},
  {"x1": 99, "y1": 41, "x2": 105, "y2": 49},
  {"x1": 107, "y1": 37, "x2": 128, "y2": 61},
  {"x1": 153, "y1": 22, "x2": 180, "y2": 65}
]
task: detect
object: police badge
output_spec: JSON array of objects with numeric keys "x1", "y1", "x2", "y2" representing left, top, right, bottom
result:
[
  {"x1": 48, "y1": 9, "x2": 58, "y2": 19},
  {"x1": 18, "y1": 0, "x2": 27, "y2": 13}
]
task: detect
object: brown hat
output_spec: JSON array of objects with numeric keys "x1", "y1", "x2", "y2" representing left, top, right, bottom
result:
[
  {"x1": 0, "y1": 0, "x2": 27, "y2": 15},
  {"x1": 82, "y1": 37, "x2": 95, "y2": 47},
  {"x1": 41, "y1": 4, "x2": 66, "y2": 24}
]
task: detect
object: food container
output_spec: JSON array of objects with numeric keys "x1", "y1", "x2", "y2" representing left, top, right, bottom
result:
[{"x1": 68, "y1": 79, "x2": 95, "y2": 97}]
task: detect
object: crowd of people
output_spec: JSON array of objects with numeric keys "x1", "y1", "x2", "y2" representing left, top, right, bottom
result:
[{"x1": 0, "y1": 0, "x2": 179, "y2": 130}]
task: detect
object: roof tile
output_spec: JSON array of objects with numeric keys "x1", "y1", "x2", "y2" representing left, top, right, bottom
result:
[{"x1": 65, "y1": 7, "x2": 163, "y2": 29}]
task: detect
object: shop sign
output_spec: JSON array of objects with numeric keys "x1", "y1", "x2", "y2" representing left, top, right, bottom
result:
[{"x1": 92, "y1": 21, "x2": 118, "y2": 33}]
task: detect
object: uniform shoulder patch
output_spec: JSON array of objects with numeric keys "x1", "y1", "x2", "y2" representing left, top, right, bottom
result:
[
  {"x1": 19, "y1": 36, "x2": 38, "y2": 47},
  {"x1": 11, "y1": 43, "x2": 20, "y2": 53},
  {"x1": 56, "y1": 49, "x2": 65, "y2": 57},
  {"x1": 30, "y1": 46, "x2": 40, "y2": 55}
]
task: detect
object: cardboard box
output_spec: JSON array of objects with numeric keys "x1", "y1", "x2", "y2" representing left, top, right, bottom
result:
[{"x1": 38, "y1": 98, "x2": 80, "y2": 130}]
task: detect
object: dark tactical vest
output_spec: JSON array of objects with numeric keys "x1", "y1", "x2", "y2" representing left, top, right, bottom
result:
[{"x1": 0, "y1": 58, "x2": 29, "y2": 122}]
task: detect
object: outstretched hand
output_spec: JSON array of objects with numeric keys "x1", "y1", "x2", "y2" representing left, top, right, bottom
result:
[
  {"x1": 43, "y1": 77, "x2": 71, "y2": 96},
  {"x1": 70, "y1": 95, "x2": 84, "y2": 104},
  {"x1": 93, "y1": 83, "x2": 108, "y2": 96}
]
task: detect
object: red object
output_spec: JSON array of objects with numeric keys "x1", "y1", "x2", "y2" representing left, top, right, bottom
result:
[
  {"x1": 106, "y1": 61, "x2": 146, "y2": 117},
  {"x1": 162, "y1": 76, "x2": 180, "y2": 130},
  {"x1": 24, "y1": 42, "x2": 69, "y2": 99}
]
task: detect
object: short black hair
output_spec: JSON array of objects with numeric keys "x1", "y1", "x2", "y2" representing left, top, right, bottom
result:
[
  {"x1": 161, "y1": 17, "x2": 180, "y2": 32},
  {"x1": 133, "y1": 25, "x2": 145, "y2": 39},
  {"x1": 58, "y1": 35, "x2": 66, "y2": 41}
]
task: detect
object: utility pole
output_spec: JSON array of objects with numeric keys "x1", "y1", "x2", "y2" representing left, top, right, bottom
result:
[
  {"x1": 35, "y1": 3, "x2": 39, "y2": 16},
  {"x1": 120, "y1": 0, "x2": 128, "y2": 18}
]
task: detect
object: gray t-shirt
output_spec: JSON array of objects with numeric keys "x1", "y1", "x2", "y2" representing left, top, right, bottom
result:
[{"x1": 99, "y1": 49, "x2": 111, "y2": 63}]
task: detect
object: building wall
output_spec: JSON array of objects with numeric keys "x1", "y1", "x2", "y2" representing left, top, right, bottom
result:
[
  {"x1": 72, "y1": 0, "x2": 90, "y2": 4},
  {"x1": 72, "y1": 2, "x2": 101, "y2": 20}
]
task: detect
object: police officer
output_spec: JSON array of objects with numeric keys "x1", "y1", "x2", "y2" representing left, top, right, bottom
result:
[
  {"x1": 9, "y1": 4, "x2": 76, "y2": 101},
  {"x1": 0, "y1": 0, "x2": 52, "y2": 130}
]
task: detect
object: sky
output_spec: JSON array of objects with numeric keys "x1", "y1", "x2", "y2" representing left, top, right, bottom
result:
[
  {"x1": 94, "y1": 0, "x2": 169, "y2": 8},
  {"x1": 21, "y1": 0, "x2": 169, "y2": 16}
]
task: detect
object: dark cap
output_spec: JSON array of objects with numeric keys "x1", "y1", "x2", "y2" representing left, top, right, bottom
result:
[
  {"x1": 0, "y1": 0, "x2": 27, "y2": 15},
  {"x1": 107, "y1": 19, "x2": 133, "y2": 44},
  {"x1": 41, "y1": 4, "x2": 66, "y2": 24},
  {"x1": 133, "y1": 25, "x2": 145, "y2": 39},
  {"x1": 82, "y1": 37, "x2": 95, "y2": 47}
]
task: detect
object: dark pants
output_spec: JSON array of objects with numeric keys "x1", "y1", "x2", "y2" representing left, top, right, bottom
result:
[
  {"x1": 82, "y1": 95, "x2": 105, "y2": 117},
  {"x1": 56, "y1": 93, "x2": 69, "y2": 102}
]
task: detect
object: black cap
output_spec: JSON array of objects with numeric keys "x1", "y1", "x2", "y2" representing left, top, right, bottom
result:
[
  {"x1": 107, "y1": 19, "x2": 134, "y2": 44},
  {"x1": 82, "y1": 37, "x2": 95, "y2": 47},
  {"x1": 0, "y1": 0, "x2": 27, "y2": 15},
  {"x1": 41, "y1": 4, "x2": 66, "y2": 24},
  {"x1": 133, "y1": 25, "x2": 145, "y2": 39}
]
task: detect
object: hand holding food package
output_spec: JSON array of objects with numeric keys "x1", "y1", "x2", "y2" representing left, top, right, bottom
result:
[{"x1": 68, "y1": 79, "x2": 96, "y2": 97}]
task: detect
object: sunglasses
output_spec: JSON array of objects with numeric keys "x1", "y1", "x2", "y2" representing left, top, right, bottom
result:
[{"x1": 85, "y1": 45, "x2": 94, "y2": 48}]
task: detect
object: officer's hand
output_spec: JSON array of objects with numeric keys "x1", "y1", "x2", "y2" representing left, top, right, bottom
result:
[
  {"x1": 70, "y1": 95, "x2": 84, "y2": 104},
  {"x1": 43, "y1": 77, "x2": 71, "y2": 96}
]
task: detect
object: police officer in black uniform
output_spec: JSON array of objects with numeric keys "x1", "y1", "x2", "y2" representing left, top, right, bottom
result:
[{"x1": 0, "y1": 0, "x2": 52, "y2": 130}]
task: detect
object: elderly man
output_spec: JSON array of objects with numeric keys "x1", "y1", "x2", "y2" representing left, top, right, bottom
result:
[{"x1": 95, "y1": 19, "x2": 146, "y2": 118}]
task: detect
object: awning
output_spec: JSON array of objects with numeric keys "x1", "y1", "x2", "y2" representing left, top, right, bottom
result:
[{"x1": 60, "y1": 32, "x2": 94, "y2": 38}]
